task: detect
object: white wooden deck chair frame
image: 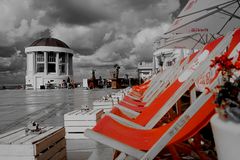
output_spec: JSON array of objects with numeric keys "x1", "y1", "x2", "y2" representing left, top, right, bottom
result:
[
  {"x1": 110, "y1": 30, "x2": 233, "y2": 129},
  {"x1": 115, "y1": 57, "x2": 189, "y2": 117},
  {"x1": 85, "y1": 30, "x2": 235, "y2": 160},
  {"x1": 116, "y1": 61, "x2": 186, "y2": 117},
  {"x1": 117, "y1": 54, "x2": 192, "y2": 114}
]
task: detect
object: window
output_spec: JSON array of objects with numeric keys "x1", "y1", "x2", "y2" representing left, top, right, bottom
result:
[
  {"x1": 48, "y1": 52, "x2": 56, "y2": 73},
  {"x1": 36, "y1": 64, "x2": 44, "y2": 72},
  {"x1": 48, "y1": 52, "x2": 56, "y2": 62},
  {"x1": 69, "y1": 54, "x2": 73, "y2": 75},
  {"x1": 59, "y1": 64, "x2": 65, "y2": 74},
  {"x1": 59, "y1": 53, "x2": 66, "y2": 74},
  {"x1": 59, "y1": 53, "x2": 65, "y2": 63},
  {"x1": 36, "y1": 52, "x2": 44, "y2": 62},
  {"x1": 48, "y1": 63, "x2": 56, "y2": 73},
  {"x1": 36, "y1": 52, "x2": 44, "y2": 73},
  {"x1": 167, "y1": 61, "x2": 173, "y2": 66}
]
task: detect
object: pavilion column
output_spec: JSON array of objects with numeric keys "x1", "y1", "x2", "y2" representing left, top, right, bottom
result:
[
  {"x1": 44, "y1": 52, "x2": 48, "y2": 75},
  {"x1": 66, "y1": 53, "x2": 69, "y2": 75},
  {"x1": 56, "y1": 52, "x2": 59, "y2": 76},
  {"x1": 32, "y1": 52, "x2": 36, "y2": 74}
]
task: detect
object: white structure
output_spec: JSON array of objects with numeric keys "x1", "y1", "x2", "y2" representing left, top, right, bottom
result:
[
  {"x1": 137, "y1": 62, "x2": 153, "y2": 82},
  {"x1": 153, "y1": 48, "x2": 191, "y2": 72},
  {"x1": 137, "y1": 49, "x2": 188, "y2": 82},
  {"x1": 25, "y1": 38, "x2": 74, "y2": 89},
  {"x1": 64, "y1": 109, "x2": 104, "y2": 139}
]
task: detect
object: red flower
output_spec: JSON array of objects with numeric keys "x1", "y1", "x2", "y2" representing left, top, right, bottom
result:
[
  {"x1": 234, "y1": 51, "x2": 240, "y2": 70},
  {"x1": 235, "y1": 61, "x2": 240, "y2": 69},
  {"x1": 210, "y1": 52, "x2": 235, "y2": 72}
]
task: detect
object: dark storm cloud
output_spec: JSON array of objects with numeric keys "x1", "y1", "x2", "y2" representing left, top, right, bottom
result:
[
  {"x1": 32, "y1": 0, "x2": 114, "y2": 25},
  {"x1": 32, "y1": 0, "x2": 172, "y2": 26},
  {"x1": 0, "y1": 71, "x2": 25, "y2": 84},
  {"x1": 0, "y1": 47, "x2": 16, "y2": 57},
  {"x1": 0, "y1": 55, "x2": 25, "y2": 73},
  {"x1": 0, "y1": 28, "x2": 51, "y2": 58},
  {"x1": 76, "y1": 62, "x2": 115, "y2": 68},
  {"x1": 0, "y1": 0, "x2": 187, "y2": 83},
  {"x1": 74, "y1": 48, "x2": 95, "y2": 56}
]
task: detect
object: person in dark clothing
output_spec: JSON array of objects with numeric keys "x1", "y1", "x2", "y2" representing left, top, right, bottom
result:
[{"x1": 67, "y1": 77, "x2": 71, "y2": 88}]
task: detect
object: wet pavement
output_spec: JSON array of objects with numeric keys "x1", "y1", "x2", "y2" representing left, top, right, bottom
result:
[{"x1": 0, "y1": 88, "x2": 118, "y2": 160}]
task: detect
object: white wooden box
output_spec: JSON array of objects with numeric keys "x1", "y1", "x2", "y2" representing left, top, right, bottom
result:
[
  {"x1": 0, "y1": 127, "x2": 66, "y2": 160},
  {"x1": 112, "y1": 92, "x2": 124, "y2": 98},
  {"x1": 64, "y1": 109, "x2": 104, "y2": 139},
  {"x1": 93, "y1": 99, "x2": 118, "y2": 106},
  {"x1": 93, "y1": 106, "x2": 112, "y2": 113},
  {"x1": 93, "y1": 99, "x2": 117, "y2": 112}
]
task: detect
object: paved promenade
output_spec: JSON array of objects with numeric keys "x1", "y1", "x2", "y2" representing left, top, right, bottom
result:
[{"x1": 0, "y1": 88, "x2": 118, "y2": 160}]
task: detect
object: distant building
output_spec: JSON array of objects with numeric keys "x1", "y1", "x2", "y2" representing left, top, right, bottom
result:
[
  {"x1": 153, "y1": 48, "x2": 189, "y2": 72},
  {"x1": 137, "y1": 48, "x2": 189, "y2": 83},
  {"x1": 137, "y1": 61, "x2": 153, "y2": 82},
  {"x1": 25, "y1": 38, "x2": 74, "y2": 89}
]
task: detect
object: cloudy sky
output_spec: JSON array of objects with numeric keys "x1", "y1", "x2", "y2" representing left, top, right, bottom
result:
[{"x1": 0, "y1": 0, "x2": 188, "y2": 84}]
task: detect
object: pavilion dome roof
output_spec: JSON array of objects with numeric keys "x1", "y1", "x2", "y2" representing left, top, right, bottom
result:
[{"x1": 30, "y1": 38, "x2": 70, "y2": 48}]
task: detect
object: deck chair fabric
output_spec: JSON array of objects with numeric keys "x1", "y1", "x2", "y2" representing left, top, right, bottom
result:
[
  {"x1": 126, "y1": 55, "x2": 186, "y2": 101},
  {"x1": 125, "y1": 55, "x2": 189, "y2": 102},
  {"x1": 110, "y1": 36, "x2": 224, "y2": 127},
  {"x1": 85, "y1": 29, "x2": 240, "y2": 160},
  {"x1": 129, "y1": 78, "x2": 153, "y2": 98},
  {"x1": 88, "y1": 95, "x2": 216, "y2": 151},
  {"x1": 116, "y1": 28, "x2": 240, "y2": 126},
  {"x1": 111, "y1": 28, "x2": 239, "y2": 129},
  {"x1": 119, "y1": 51, "x2": 200, "y2": 110}
]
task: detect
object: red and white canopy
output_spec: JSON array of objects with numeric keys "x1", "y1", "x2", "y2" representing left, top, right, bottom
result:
[
  {"x1": 166, "y1": 0, "x2": 240, "y2": 35},
  {"x1": 154, "y1": 33, "x2": 216, "y2": 50},
  {"x1": 155, "y1": 0, "x2": 240, "y2": 50}
]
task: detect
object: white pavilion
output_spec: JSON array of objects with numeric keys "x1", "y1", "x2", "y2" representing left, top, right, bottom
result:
[{"x1": 25, "y1": 38, "x2": 74, "y2": 89}]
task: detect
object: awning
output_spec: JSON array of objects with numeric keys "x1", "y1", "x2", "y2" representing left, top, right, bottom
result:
[
  {"x1": 154, "y1": 0, "x2": 240, "y2": 50},
  {"x1": 154, "y1": 32, "x2": 216, "y2": 50},
  {"x1": 166, "y1": 0, "x2": 240, "y2": 35}
]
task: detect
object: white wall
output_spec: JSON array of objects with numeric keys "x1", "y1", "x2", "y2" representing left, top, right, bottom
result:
[{"x1": 25, "y1": 46, "x2": 74, "y2": 89}]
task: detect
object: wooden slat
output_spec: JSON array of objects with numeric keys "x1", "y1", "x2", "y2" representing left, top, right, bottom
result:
[
  {"x1": 61, "y1": 157, "x2": 67, "y2": 160},
  {"x1": 13, "y1": 134, "x2": 38, "y2": 144},
  {"x1": 0, "y1": 155, "x2": 35, "y2": 160},
  {"x1": 8, "y1": 134, "x2": 32, "y2": 144},
  {"x1": 0, "y1": 128, "x2": 25, "y2": 139},
  {"x1": 0, "y1": 127, "x2": 66, "y2": 159},
  {"x1": 64, "y1": 120, "x2": 97, "y2": 126},
  {"x1": 93, "y1": 105, "x2": 112, "y2": 109},
  {"x1": 24, "y1": 127, "x2": 61, "y2": 144},
  {"x1": 65, "y1": 126, "x2": 91, "y2": 133},
  {"x1": 64, "y1": 109, "x2": 103, "y2": 121},
  {"x1": 14, "y1": 127, "x2": 49, "y2": 144},
  {"x1": 65, "y1": 133, "x2": 87, "y2": 139},
  {"x1": 49, "y1": 148, "x2": 66, "y2": 160},
  {"x1": 34, "y1": 127, "x2": 65, "y2": 155},
  {"x1": 0, "y1": 144, "x2": 34, "y2": 156},
  {"x1": 1, "y1": 127, "x2": 54, "y2": 145},
  {"x1": 64, "y1": 110, "x2": 79, "y2": 115},
  {"x1": 37, "y1": 139, "x2": 66, "y2": 160},
  {"x1": 0, "y1": 128, "x2": 27, "y2": 144},
  {"x1": 93, "y1": 101, "x2": 115, "y2": 106}
]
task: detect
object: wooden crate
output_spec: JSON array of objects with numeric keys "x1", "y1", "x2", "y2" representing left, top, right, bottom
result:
[
  {"x1": 0, "y1": 127, "x2": 66, "y2": 160},
  {"x1": 64, "y1": 109, "x2": 104, "y2": 139},
  {"x1": 111, "y1": 94, "x2": 124, "y2": 100},
  {"x1": 93, "y1": 99, "x2": 117, "y2": 112},
  {"x1": 93, "y1": 99, "x2": 118, "y2": 106}
]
